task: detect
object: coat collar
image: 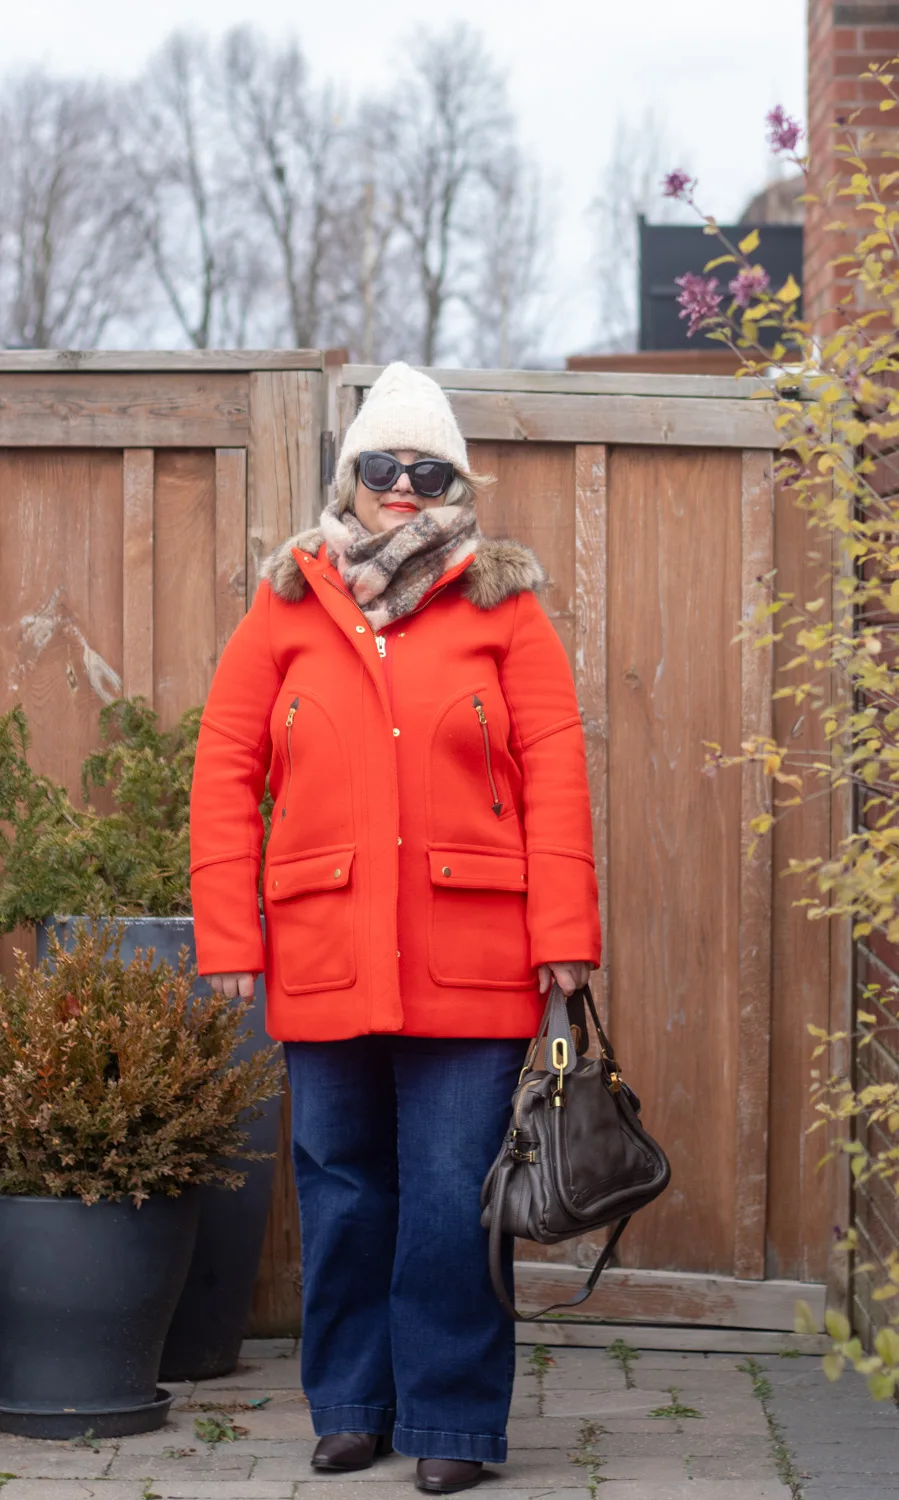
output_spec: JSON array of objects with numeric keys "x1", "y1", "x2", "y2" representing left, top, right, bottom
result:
[{"x1": 259, "y1": 528, "x2": 548, "y2": 610}]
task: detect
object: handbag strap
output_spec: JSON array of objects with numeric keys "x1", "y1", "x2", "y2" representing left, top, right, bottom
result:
[{"x1": 486, "y1": 1148, "x2": 631, "y2": 1323}]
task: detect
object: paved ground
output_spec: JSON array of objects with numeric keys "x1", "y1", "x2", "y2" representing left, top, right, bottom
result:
[{"x1": 0, "y1": 1339, "x2": 895, "y2": 1500}]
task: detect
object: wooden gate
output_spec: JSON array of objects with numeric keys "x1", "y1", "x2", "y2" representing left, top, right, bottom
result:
[
  {"x1": 0, "y1": 355, "x2": 842, "y2": 1340},
  {"x1": 328, "y1": 366, "x2": 840, "y2": 1338}
]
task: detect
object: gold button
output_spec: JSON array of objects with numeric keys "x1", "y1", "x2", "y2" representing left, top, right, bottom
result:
[
  {"x1": 397, "y1": 836, "x2": 403, "y2": 845},
  {"x1": 397, "y1": 950, "x2": 401, "y2": 959},
  {"x1": 355, "y1": 624, "x2": 366, "y2": 633},
  {"x1": 393, "y1": 727, "x2": 400, "y2": 737},
  {"x1": 399, "y1": 632, "x2": 405, "y2": 637},
  {"x1": 333, "y1": 868, "x2": 342, "y2": 878},
  {"x1": 442, "y1": 866, "x2": 452, "y2": 877},
  {"x1": 273, "y1": 880, "x2": 279, "y2": 889}
]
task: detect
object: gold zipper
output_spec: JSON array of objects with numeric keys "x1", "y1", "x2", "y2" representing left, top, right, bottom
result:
[
  {"x1": 514, "y1": 1077, "x2": 542, "y2": 1129},
  {"x1": 281, "y1": 697, "x2": 299, "y2": 821},
  {"x1": 472, "y1": 695, "x2": 503, "y2": 817}
]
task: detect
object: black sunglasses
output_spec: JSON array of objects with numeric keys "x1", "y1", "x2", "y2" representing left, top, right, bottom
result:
[{"x1": 358, "y1": 450, "x2": 455, "y2": 499}]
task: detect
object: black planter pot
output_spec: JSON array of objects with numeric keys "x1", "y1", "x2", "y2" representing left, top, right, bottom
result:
[
  {"x1": 36, "y1": 916, "x2": 282, "y2": 1382},
  {"x1": 0, "y1": 1190, "x2": 199, "y2": 1439}
]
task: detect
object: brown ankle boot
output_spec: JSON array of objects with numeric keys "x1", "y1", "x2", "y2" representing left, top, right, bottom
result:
[
  {"x1": 415, "y1": 1458, "x2": 484, "y2": 1493},
  {"x1": 311, "y1": 1431, "x2": 391, "y2": 1471}
]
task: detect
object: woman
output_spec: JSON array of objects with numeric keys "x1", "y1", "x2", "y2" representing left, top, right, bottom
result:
[{"x1": 189, "y1": 362, "x2": 601, "y2": 1494}]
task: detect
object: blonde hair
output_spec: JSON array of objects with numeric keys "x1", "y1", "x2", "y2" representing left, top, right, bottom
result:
[{"x1": 335, "y1": 457, "x2": 494, "y2": 515}]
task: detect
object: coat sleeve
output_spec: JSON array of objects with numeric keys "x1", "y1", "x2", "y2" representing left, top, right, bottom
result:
[
  {"x1": 499, "y1": 590, "x2": 602, "y2": 969},
  {"x1": 189, "y1": 581, "x2": 283, "y2": 976}
]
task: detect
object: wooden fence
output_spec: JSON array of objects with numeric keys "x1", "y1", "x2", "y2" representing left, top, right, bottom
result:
[{"x1": 0, "y1": 352, "x2": 847, "y2": 1340}]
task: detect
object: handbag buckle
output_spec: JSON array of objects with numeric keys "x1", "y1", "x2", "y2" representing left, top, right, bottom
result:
[
  {"x1": 551, "y1": 1037, "x2": 568, "y2": 1107},
  {"x1": 509, "y1": 1129, "x2": 538, "y2": 1164}
]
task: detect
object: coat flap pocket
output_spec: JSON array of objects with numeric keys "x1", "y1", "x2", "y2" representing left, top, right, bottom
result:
[
  {"x1": 268, "y1": 846, "x2": 355, "y2": 901},
  {"x1": 429, "y1": 848, "x2": 527, "y2": 892}
]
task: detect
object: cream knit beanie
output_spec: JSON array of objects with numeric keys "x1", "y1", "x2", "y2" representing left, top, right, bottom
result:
[{"x1": 335, "y1": 362, "x2": 469, "y2": 499}]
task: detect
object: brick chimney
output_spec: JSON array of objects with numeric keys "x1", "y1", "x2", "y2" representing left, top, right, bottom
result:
[{"x1": 806, "y1": 2, "x2": 899, "y2": 333}]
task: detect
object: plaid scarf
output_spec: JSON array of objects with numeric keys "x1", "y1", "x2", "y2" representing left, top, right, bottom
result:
[{"x1": 319, "y1": 496, "x2": 480, "y2": 632}]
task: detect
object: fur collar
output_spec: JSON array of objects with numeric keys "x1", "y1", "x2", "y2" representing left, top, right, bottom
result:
[{"x1": 259, "y1": 528, "x2": 547, "y2": 610}]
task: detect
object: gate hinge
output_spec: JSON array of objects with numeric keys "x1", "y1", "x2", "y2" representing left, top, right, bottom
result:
[{"x1": 320, "y1": 430, "x2": 336, "y2": 487}]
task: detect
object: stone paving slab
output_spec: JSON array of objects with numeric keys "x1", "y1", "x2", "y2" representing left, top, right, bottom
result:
[
  {"x1": 0, "y1": 1338, "x2": 886, "y2": 1500},
  {"x1": 1, "y1": 1486, "x2": 147, "y2": 1500},
  {"x1": 759, "y1": 1354, "x2": 899, "y2": 1499}
]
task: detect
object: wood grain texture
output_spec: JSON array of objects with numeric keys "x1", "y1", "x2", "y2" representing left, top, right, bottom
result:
[
  {"x1": 607, "y1": 447, "x2": 743, "y2": 1275},
  {"x1": 248, "y1": 1086, "x2": 303, "y2": 1336},
  {"x1": 513, "y1": 1263, "x2": 826, "y2": 1328},
  {"x1": 247, "y1": 371, "x2": 323, "y2": 592},
  {"x1": 122, "y1": 450, "x2": 154, "y2": 704},
  {"x1": 152, "y1": 451, "x2": 216, "y2": 727},
  {"x1": 0, "y1": 449, "x2": 124, "y2": 791},
  {"x1": 0, "y1": 374, "x2": 249, "y2": 447},
  {"x1": 467, "y1": 441, "x2": 576, "y2": 666},
  {"x1": 733, "y1": 451, "x2": 775, "y2": 1281},
  {"x1": 575, "y1": 446, "x2": 610, "y2": 1029},
  {"x1": 214, "y1": 449, "x2": 248, "y2": 659},
  {"x1": 0, "y1": 351, "x2": 323, "y2": 373},
  {"x1": 767, "y1": 479, "x2": 835, "y2": 1283},
  {"x1": 342, "y1": 365, "x2": 770, "y2": 400},
  {"x1": 372, "y1": 392, "x2": 778, "y2": 450}
]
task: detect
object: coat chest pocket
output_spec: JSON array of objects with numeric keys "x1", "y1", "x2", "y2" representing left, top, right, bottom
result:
[
  {"x1": 265, "y1": 844, "x2": 356, "y2": 994},
  {"x1": 427, "y1": 847, "x2": 534, "y2": 990}
]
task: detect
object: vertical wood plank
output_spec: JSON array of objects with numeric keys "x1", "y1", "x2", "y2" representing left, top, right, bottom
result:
[
  {"x1": 467, "y1": 441, "x2": 577, "y2": 666},
  {"x1": 214, "y1": 448, "x2": 248, "y2": 657},
  {"x1": 575, "y1": 445, "x2": 610, "y2": 1029},
  {"x1": 767, "y1": 476, "x2": 834, "y2": 1282},
  {"x1": 336, "y1": 383, "x2": 361, "y2": 450},
  {"x1": 248, "y1": 1086, "x2": 303, "y2": 1336},
  {"x1": 153, "y1": 451, "x2": 217, "y2": 726},
  {"x1": 608, "y1": 446, "x2": 742, "y2": 1275},
  {"x1": 733, "y1": 449, "x2": 775, "y2": 1280},
  {"x1": 247, "y1": 372, "x2": 323, "y2": 592},
  {"x1": 122, "y1": 449, "x2": 154, "y2": 705},
  {"x1": 827, "y1": 510, "x2": 855, "y2": 1316}
]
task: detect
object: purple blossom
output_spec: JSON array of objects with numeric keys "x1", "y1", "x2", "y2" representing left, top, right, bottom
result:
[
  {"x1": 674, "y1": 272, "x2": 723, "y2": 337},
  {"x1": 767, "y1": 106, "x2": 803, "y2": 155},
  {"x1": 662, "y1": 169, "x2": 695, "y2": 201},
  {"x1": 729, "y1": 265, "x2": 770, "y2": 308}
]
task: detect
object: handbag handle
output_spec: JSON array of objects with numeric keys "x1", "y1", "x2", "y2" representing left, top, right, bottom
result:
[{"x1": 487, "y1": 1153, "x2": 630, "y2": 1322}]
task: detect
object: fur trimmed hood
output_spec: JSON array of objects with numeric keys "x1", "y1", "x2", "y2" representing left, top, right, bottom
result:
[{"x1": 259, "y1": 528, "x2": 547, "y2": 610}]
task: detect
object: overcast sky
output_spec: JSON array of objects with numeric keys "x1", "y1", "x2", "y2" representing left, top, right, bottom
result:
[{"x1": 4, "y1": 0, "x2": 806, "y2": 359}]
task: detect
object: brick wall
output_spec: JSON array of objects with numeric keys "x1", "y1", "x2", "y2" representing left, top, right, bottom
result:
[{"x1": 806, "y1": 2, "x2": 899, "y2": 1343}]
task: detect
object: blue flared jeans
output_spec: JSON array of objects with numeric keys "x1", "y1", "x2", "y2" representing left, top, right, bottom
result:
[{"x1": 283, "y1": 1034, "x2": 528, "y2": 1463}]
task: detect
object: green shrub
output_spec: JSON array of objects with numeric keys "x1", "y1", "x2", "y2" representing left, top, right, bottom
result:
[{"x1": 0, "y1": 697, "x2": 273, "y2": 930}]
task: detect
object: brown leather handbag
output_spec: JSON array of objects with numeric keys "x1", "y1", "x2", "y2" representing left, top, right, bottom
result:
[{"x1": 480, "y1": 982, "x2": 671, "y2": 1320}]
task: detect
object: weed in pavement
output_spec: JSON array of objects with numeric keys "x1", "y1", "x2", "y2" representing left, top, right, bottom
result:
[
  {"x1": 606, "y1": 1338, "x2": 640, "y2": 1389},
  {"x1": 738, "y1": 1357, "x2": 805, "y2": 1500},
  {"x1": 569, "y1": 1418, "x2": 606, "y2": 1496},
  {"x1": 648, "y1": 1386, "x2": 701, "y2": 1421},
  {"x1": 526, "y1": 1342, "x2": 556, "y2": 1417},
  {"x1": 194, "y1": 1410, "x2": 249, "y2": 1443}
]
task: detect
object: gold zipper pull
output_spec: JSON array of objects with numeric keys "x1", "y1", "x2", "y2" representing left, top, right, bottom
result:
[
  {"x1": 376, "y1": 635, "x2": 387, "y2": 659},
  {"x1": 286, "y1": 697, "x2": 299, "y2": 728}
]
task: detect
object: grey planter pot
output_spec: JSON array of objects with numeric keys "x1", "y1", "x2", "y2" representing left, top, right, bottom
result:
[
  {"x1": 0, "y1": 1190, "x2": 199, "y2": 1439},
  {"x1": 36, "y1": 916, "x2": 282, "y2": 1381}
]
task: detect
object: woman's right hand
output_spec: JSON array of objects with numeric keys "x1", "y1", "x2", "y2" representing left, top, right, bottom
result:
[{"x1": 207, "y1": 973, "x2": 257, "y2": 998}]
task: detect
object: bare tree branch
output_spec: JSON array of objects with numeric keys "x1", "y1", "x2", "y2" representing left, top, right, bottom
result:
[
  {"x1": 590, "y1": 108, "x2": 689, "y2": 353},
  {"x1": 0, "y1": 71, "x2": 141, "y2": 348}
]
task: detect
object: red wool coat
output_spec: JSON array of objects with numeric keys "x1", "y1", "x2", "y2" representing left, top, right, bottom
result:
[{"x1": 189, "y1": 529, "x2": 602, "y2": 1042}]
